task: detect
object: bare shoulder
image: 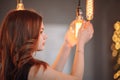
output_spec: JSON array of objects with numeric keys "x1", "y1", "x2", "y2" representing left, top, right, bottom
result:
[{"x1": 28, "y1": 65, "x2": 79, "y2": 80}]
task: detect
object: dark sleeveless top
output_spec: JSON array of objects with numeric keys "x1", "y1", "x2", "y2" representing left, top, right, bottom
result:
[
  {"x1": 14, "y1": 59, "x2": 47, "y2": 80},
  {"x1": 14, "y1": 61, "x2": 34, "y2": 80}
]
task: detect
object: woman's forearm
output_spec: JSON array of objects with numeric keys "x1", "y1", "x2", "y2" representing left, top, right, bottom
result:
[
  {"x1": 71, "y1": 42, "x2": 85, "y2": 80},
  {"x1": 52, "y1": 41, "x2": 72, "y2": 71}
]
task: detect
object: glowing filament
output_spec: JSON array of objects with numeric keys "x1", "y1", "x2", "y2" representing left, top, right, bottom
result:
[
  {"x1": 75, "y1": 22, "x2": 82, "y2": 37},
  {"x1": 69, "y1": 16, "x2": 83, "y2": 38},
  {"x1": 86, "y1": 0, "x2": 94, "y2": 20}
]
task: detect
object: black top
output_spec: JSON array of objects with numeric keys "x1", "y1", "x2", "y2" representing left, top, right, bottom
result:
[
  {"x1": 13, "y1": 59, "x2": 47, "y2": 80},
  {"x1": 14, "y1": 60, "x2": 34, "y2": 80}
]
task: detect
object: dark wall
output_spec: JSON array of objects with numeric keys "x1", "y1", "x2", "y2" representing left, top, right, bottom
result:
[
  {"x1": 0, "y1": 0, "x2": 120, "y2": 80},
  {"x1": 92, "y1": 0, "x2": 120, "y2": 80}
]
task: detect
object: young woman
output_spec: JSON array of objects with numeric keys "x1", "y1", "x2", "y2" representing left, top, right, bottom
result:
[{"x1": 0, "y1": 10, "x2": 94, "y2": 80}]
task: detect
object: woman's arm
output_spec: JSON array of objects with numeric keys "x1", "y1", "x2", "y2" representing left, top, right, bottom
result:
[
  {"x1": 52, "y1": 26, "x2": 77, "y2": 71},
  {"x1": 51, "y1": 41, "x2": 72, "y2": 71},
  {"x1": 71, "y1": 21, "x2": 94, "y2": 79},
  {"x1": 30, "y1": 21, "x2": 94, "y2": 80}
]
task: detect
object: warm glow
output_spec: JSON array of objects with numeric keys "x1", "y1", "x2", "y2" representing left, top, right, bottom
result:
[
  {"x1": 69, "y1": 0, "x2": 84, "y2": 39},
  {"x1": 112, "y1": 21, "x2": 120, "y2": 80},
  {"x1": 16, "y1": 3, "x2": 24, "y2": 10},
  {"x1": 69, "y1": 16, "x2": 83, "y2": 38},
  {"x1": 86, "y1": 0, "x2": 94, "y2": 20},
  {"x1": 75, "y1": 22, "x2": 82, "y2": 37}
]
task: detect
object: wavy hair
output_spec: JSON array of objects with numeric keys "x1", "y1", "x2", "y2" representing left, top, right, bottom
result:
[{"x1": 0, "y1": 10, "x2": 47, "y2": 80}]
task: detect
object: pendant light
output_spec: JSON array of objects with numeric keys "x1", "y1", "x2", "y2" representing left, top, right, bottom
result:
[
  {"x1": 69, "y1": 0, "x2": 84, "y2": 38},
  {"x1": 69, "y1": 0, "x2": 94, "y2": 38},
  {"x1": 86, "y1": 0, "x2": 94, "y2": 21},
  {"x1": 16, "y1": 0, "x2": 24, "y2": 10}
]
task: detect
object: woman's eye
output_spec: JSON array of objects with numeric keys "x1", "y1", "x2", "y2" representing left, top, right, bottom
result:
[{"x1": 40, "y1": 31, "x2": 43, "y2": 34}]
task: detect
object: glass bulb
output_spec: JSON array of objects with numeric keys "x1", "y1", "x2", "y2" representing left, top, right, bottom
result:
[
  {"x1": 69, "y1": 16, "x2": 83, "y2": 38},
  {"x1": 16, "y1": 3, "x2": 24, "y2": 10},
  {"x1": 86, "y1": 0, "x2": 94, "y2": 20}
]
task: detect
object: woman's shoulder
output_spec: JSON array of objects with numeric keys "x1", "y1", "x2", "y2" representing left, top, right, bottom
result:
[
  {"x1": 28, "y1": 64, "x2": 79, "y2": 80},
  {"x1": 30, "y1": 59, "x2": 48, "y2": 69},
  {"x1": 29, "y1": 58, "x2": 48, "y2": 73},
  {"x1": 28, "y1": 59, "x2": 48, "y2": 79},
  {"x1": 28, "y1": 63, "x2": 47, "y2": 80}
]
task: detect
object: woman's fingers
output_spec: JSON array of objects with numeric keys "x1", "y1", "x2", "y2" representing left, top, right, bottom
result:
[
  {"x1": 84, "y1": 21, "x2": 94, "y2": 38},
  {"x1": 77, "y1": 21, "x2": 94, "y2": 44}
]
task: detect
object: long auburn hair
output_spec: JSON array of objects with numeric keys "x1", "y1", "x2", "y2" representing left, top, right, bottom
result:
[{"x1": 0, "y1": 10, "x2": 47, "y2": 80}]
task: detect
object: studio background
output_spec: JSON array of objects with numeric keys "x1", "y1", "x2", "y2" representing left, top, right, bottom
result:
[{"x1": 0, "y1": 0, "x2": 120, "y2": 80}]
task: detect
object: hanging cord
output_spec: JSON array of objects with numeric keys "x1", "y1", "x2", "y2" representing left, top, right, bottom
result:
[
  {"x1": 78, "y1": 0, "x2": 81, "y2": 7},
  {"x1": 17, "y1": 0, "x2": 23, "y2": 4},
  {"x1": 76, "y1": 0, "x2": 83, "y2": 17}
]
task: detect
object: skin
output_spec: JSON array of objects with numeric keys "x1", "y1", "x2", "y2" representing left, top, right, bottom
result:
[
  {"x1": 37, "y1": 22, "x2": 47, "y2": 51},
  {"x1": 28, "y1": 21, "x2": 94, "y2": 80}
]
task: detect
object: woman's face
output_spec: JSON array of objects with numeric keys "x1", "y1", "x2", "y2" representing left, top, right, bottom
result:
[{"x1": 37, "y1": 22, "x2": 47, "y2": 51}]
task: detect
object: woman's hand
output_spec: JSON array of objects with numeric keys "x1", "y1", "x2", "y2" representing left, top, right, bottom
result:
[
  {"x1": 64, "y1": 29, "x2": 77, "y2": 48},
  {"x1": 77, "y1": 21, "x2": 94, "y2": 45}
]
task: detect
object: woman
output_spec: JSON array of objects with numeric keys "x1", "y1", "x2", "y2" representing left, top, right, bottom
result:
[{"x1": 0, "y1": 10, "x2": 94, "y2": 80}]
